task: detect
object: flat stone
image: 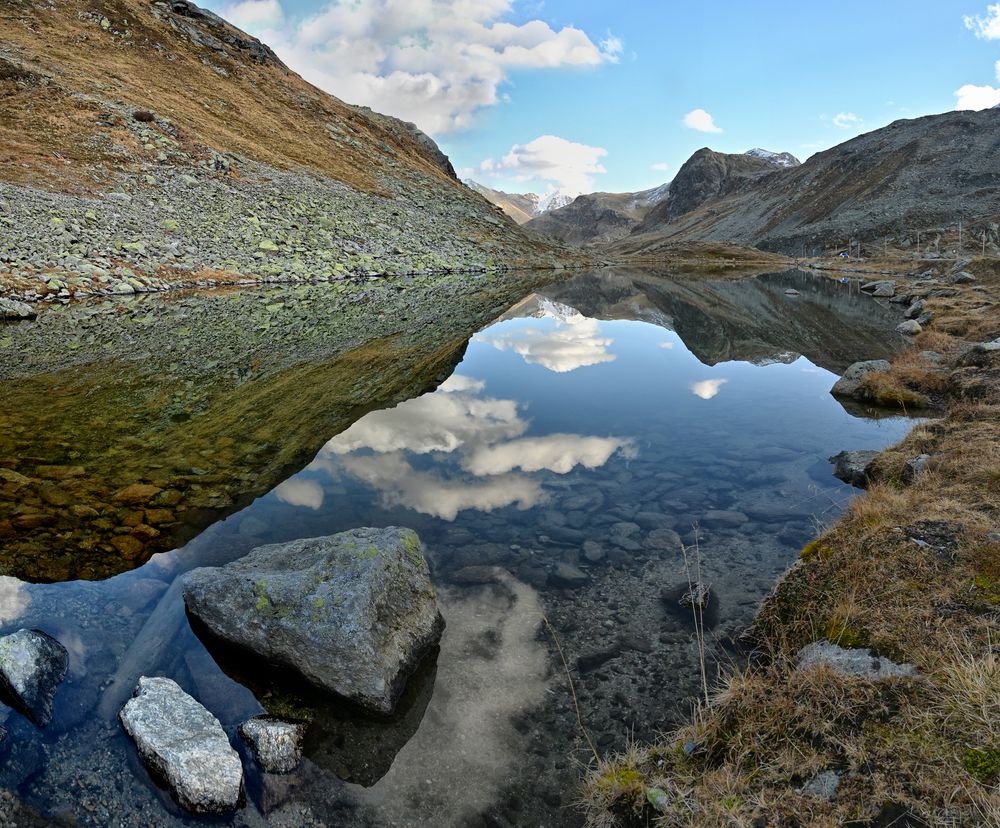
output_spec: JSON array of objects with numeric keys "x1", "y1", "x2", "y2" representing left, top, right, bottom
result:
[
  {"x1": 0, "y1": 629, "x2": 68, "y2": 726},
  {"x1": 831, "y1": 360, "x2": 891, "y2": 398},
  {"x1": 701, "y1": 510, "x2": 748, "y2": 529},
  {"x1": 549, "y1": 562, "x2": 589, "y2": 588},
  {"x1": 239, "y1": 716, "x2": 306, "y2": 774},
  {"x1": 797, "y1": 640, "x2": 918, "y2": 680},
  {"x1": 112, "y1": 483, "x2": 163, "y2": 505},
  {"x1": 801, "y1": 769, "x2": 840, "y2": 800},
  {"x1": 861, "y1": 280, "x2": 895, "y2": 297},
  {"x1": 184, "y1": 527, "x2": 443, "y2": 715},
  {"x1": 119, "y1": 677, "x2": 243, "y2": 814}
]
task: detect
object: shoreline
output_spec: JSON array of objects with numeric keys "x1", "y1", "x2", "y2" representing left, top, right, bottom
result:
[{"x1": 583, "y1": 257, "x2": 1000, "y2": 825}]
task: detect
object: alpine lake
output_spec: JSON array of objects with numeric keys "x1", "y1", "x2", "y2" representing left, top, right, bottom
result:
[{"x1": 0, "y1": 267, "x2": 916, "y2": 827}]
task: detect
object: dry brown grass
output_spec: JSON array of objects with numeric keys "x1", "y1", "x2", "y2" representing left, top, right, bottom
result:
[
  {"x1": 583, "y1": 258, "x2": 1000, "y2": 826},
  {"x1": 0, "y1": 0, "x2": 459, "y2": 194}
]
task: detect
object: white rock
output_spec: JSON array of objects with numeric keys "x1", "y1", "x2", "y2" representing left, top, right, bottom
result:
[
  {"x1": 119, "y1": 677, "x2": 243, "y2": 813},
  {"x1": 239, "y1": 716, "x2": 306, "y2": 774}
]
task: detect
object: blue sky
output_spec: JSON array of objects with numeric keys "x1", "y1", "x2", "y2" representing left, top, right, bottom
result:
[{"x1": 207, "y1": 0, "x2": 1000, "y2": 194}]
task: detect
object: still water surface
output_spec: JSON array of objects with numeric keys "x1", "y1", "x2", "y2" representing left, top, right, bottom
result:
[{"x1": 0, "y1": 269, "x2": 914, "y2": 826}]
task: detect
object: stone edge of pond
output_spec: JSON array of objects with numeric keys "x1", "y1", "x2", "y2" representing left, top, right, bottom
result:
[{"x1": 580, "y1": 257, "x2": 1000, "y2": 826}]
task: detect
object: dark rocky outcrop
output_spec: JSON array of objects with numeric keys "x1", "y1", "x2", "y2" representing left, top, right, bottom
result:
[
  {"x1": 0, "y1": 629, "x2": 68, "y2": 726},
  {"x1": 183, "y1": 528, "x2": 444, "y2": 715}
]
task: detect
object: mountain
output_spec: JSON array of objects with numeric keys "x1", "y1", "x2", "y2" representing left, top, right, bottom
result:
[
  {"x1": 0, "y1": 0, "x2": 559, "y2": 305},
  {"x1": 521, "y1": 183, "x2": 672, "y2": 247},
  {"x1": 745, "y1": 148, "x2": 801, "y2": 168},
  {"x1": 463, "y1": 181, "x2": 576, "y2": 224},
  {"x1": 617, "y1": 109, "x2": 1000, "y2": 257}
]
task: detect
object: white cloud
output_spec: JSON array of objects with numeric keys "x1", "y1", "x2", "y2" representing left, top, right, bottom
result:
[
  {"x1": 340, "y1": 453, "x2": 546, "y2": 521},
  {"x1": 0, "y1": 576, "x2": 29, "y2": 623},
  {"x1": 274, "y1": 478, "x2": 324, "y2": 509},
  {"x1": 210, "y1": 0, "x2": 620, "y2": 134},
  {"x1": 682, "y1": 108, "x2": 722, "y2": 133},
  {"x1": 467, "y1": 135, "x2": 608, "y2": 193},
  {"x1": 478, "y1": 313, "x2": 615, "y2": 373},
  {"x1": 650, "y1": 162, "x2": 670, "y2": 172},
  {"x1": 691, "y1": 378, "x2": 728, "y2": 400},
  {"x1": 462, "y1": 434, "x2": 635, "y2": 476},
  {"x1": 658, "y1": 341, "x2": 674, "y2": 349},
  {"x1": 965, "y1": 4, "x2": 1000, "y2": 38},
  {"x1": 321, "y1": 387, "x2": 525, "y2": 457},
  {"x1": 438, "y1": 374, "x2": 486, "y2": 394},
  {"x1": 955, "y1": 82, "x2": 1000, "y2": 109},
  {"x1": 222, "y1": 0, "x2": 284, "y2": 29},
  {"x1": 833, "y1": 112, "x2": 863, "y2": 129}
]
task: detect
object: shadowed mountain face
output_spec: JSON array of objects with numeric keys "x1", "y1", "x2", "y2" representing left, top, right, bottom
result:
[
  {"x1": 533, "y1": 268, "x2": 903, "y2": 374},
  {"x1": 618, "y1": 109, "x2": 1000, "y2": 256}
]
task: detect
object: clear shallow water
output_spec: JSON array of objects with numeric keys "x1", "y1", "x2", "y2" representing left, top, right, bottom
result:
[{"x1": 0, "y1": 269, "x2": 914, "y2": 827}]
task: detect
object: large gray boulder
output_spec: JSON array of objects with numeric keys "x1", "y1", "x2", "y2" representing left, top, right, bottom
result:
[
  {"x1": 829, "y1": 450, "x2": 879, "y2": 488},
  {"x1": 119, "y1": 676, "x2": 243, "y2": 814},
  {"x1": 0, "y1": 629, "x2": 68, "y2": 726},
  {"x1": 0, "y1": 299, "x2": 35, "y2": 321},
  {"x1": 830, "y1": 359, "x2": 891, "y2": 398},
  {"x1": 183, "y1": 527, "x2": 443, "y2": 715}
]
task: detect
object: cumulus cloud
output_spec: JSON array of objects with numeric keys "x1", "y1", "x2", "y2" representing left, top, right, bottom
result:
[
  {"x1": 682, "y1": 108, "x2": 722, "y2": 133},
  {"x1": 340, "y1": 453, "x2": 546, "y2": 521},
  {"x1": 833, "y1": 112, "x2": 863, "y2": 129},
  {"x1": 691, "y1": 378, "x2": 728, "y2": 400},
  {"x1": 222, "y1": 0, "x2": 284, "y2": 29},
  {"x1": 463, "y1": 434, "x2": 636, "y2": 476},
  {"x1": 321, "y1": 384, "x2": 525, "y2": 457},
  {"x1": 209, "y1": 0, "x2": 620, "y2": 134},
  {"x1": 0, "y1": 576, "x2": 29, "y2": 623},
  {"x1": 955, "y1": 83, "x2": 1000, "y2": 109},
  {"x1": 965, "y1": 4, "x2": 1000, "y2": 38},
  {"x1": 478, "y1": 311, "x2": 615, "y2": 373},
  {"x1": 274, "y1": 478, "x2": 325, "y2": 509},
  {"x1": 467, "y1": 135, "x2": 608, "y2": 193}
]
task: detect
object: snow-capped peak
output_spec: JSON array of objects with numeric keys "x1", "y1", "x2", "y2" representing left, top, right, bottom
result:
[
  {"x1": 745, "y1": 148, "x2": 800, "y2": 167},
  {"x1": 534, "y1": 189, "x2": 577, "y2": 214}
]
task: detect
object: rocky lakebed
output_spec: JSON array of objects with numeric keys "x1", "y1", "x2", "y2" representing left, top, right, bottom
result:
[{"x1": 0, "y1": 267, "x2": 920, "y2": 826}]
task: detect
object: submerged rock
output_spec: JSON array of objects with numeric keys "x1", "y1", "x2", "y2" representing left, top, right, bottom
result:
[
  {"x1": 549, "y1": 562, "x2": 589, "y2": 588},
  {"x1": 829, "y1": 450, "x2": 879, "y2": 488},
  {"x1": 239, "y1": 716, "x2": 306, "y2": 774},
  {"x1": 183, "y1": 527, "x2": 443, "y2": 715},
  {"x1": 796, "y1": 641, "x2": 917, "y2": 680},
  {"x1": 0, "y1": 629, "x2": 68, "y2": 726},
  {"x1": 679, "y1": 581, "x2": 711, "y2": 611},
  {"x1": 119, "y1": 676, "x2": 243, "y2": 814},
  {"x1": 830, "y1": 359, "x2": 891, "y2": 399}
]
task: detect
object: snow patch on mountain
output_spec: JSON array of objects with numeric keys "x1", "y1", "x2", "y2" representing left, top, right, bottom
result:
[{"x1": 745, "y1": 148, "x2": 801, "y2": 167}]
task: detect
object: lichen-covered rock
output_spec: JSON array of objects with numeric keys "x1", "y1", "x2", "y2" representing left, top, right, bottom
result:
[
  {"x1": 797, "y1": 641, "x2": 918, "y2": 680},
  {"x1": 119, "y1": 676, "x2": 243, "y2": 814},
  {"x1": 830, "y1": 359, "x2": 891, "y2": 398},
  {"x1": 895, "y1": 319, "x2": 922, "y2": 336},
  {"x1": 0, "y1": 299, "x2": 35, "y2": 321},
  {"x1": 183, "y1": 527, "x2": 443, "y2": 715},
  {"x1": 0, "y1": 629, "x2": 68, "y2": 726},
  {"x1": 238, "y1": 716, "x2": 306, "y2": 774}
]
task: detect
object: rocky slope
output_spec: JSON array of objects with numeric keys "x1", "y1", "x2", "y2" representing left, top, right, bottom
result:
[
  {"x1": 522, "y1": 184, "x2": 672, "y2": 247},
  {"x1": 618, "y1": 109, "x2": 1000, "y2": 257},
  {"x1": 0, "y1": 0, "x2": 562, "y2": 304}
]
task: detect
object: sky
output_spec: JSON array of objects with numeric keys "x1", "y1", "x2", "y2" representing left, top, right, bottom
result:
[{"x1": 204, "y1": 0, "x2": 1000, "y2": 196}]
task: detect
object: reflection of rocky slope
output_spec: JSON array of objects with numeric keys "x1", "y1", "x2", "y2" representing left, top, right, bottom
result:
[
  {"x1": 617, "y1": 110, "x2": 1000, "y2": 256},
  {"x1": 0, "y1": 272, "x2": 550, "y2": 582},
  {"x1": 536, "y1": 268, "x2": 902, "y2": 373}
]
